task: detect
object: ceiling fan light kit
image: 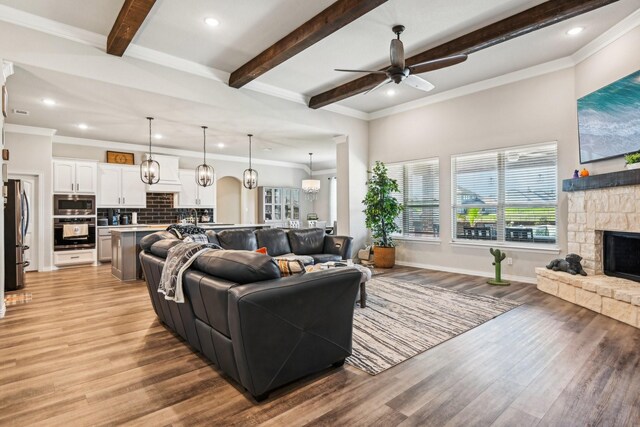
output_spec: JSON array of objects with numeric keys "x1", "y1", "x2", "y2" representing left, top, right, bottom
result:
[
  {"x1": 243, "y1": 134, "x2": 258, "y2": 190},
  {"x1": 196, "y1": 126, "x2": 215, "y2": 187},
  {"x1": 335, "y1": 24, "x2": 467, "y2": 96},
  {"x1": 302, "y1": 152, "x2": 320, "y2": 200},
  {"x1": 140, "y1": 117, "x2": 160, "y2": 185}
]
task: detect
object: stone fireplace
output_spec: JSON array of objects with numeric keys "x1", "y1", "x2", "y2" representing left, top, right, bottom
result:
[
  {"x1": 536, "y1": 170, "x2": 640, "y2": 330},
  {"x1": 567, "y1": 184, "x2": 640, "y2": 276}
]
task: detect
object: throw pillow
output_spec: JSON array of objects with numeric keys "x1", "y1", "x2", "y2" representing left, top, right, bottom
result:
[
  {"x1": 276, "y1": 259, "x2": 306, "y2": 277},
  {"x1": 256, "y1": 247, "x2": 268, "y2": 255},
  {"x1": 183, "y1": 233, "x2": 209, "y2": 244}
]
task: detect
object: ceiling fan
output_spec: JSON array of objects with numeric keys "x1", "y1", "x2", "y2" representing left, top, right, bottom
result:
[{"x1": 335, "y1": 25, "x2": 468, "y2": 95}]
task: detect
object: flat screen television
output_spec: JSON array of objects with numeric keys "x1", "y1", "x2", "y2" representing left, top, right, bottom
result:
[{"x1": 577, "y1": 69, "x2": 640, "y2": 164}]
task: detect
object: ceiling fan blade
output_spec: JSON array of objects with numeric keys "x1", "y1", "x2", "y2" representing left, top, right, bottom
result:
[
  {"x1": 335, "y1": 68, "x2": 388, "y2": 74},
  {"x1": 404, "y1": 74, "x2": 435, "y2": 92},
  {"x1": 364, "y1": 78, "x2": 392, "y2": 95},
  {"x1": 390, "y1": 39, "x2": 405, "y2": 69},
  {"x1": 409, "y1": 54, "x2": 468, "y2": 74}
]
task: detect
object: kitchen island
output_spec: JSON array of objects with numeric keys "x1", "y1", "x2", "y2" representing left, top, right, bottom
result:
[{"x1": 110, "y1": 224, "x2": 268, "y2": 281}]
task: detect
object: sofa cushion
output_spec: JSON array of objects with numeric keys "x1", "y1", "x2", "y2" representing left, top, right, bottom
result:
[
  {"x1": 216, "y1": 229, "x2": 258, "y2": 251},
  {"x1": 255, "y1": 228, "x2": 292, "y2": 256},
  {"x1": 193, "y1": 250, "x2": 280, "y2": 284},
  {"x1": 140, "y1": 231, "x2": 179, "y2": 251},
  {"x1": 149, "y1": 239, "x2": 183, "y2": 259},
  {"x1": 310, "y1": 254, "x2": 343, "y2": 264},
  {"x1": 205, "y1": 230, "x2": 221, "y2": 246},
  {"x1": 183, "y1": 270, "x2": 238, "y2": 338},
  {"x1": 287, "y1": 228, "x2": 325, "y2": 255}
]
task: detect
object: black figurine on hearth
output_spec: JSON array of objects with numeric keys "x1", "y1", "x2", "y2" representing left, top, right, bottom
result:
[{"x1": 546, "y1": 253, "x2": 587, "y2": 276}]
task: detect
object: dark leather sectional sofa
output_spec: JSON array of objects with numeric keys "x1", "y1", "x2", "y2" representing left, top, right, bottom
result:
[{"x1": 139, "y1": 228, "x2": 360, "y2": 401}]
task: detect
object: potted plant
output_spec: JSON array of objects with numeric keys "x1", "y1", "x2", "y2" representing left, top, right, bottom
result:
[
  {"x1": 362, "y1": 161, "x2": 404, "y2": 268},
  {"x1": 624, "y1": 152, "x2": 640, "y2": 170}
]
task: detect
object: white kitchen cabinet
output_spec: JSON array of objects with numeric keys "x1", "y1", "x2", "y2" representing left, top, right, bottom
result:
[
  {"x1": 98, "y1": 228, "x2": 112, "y2": 262},
  {"x1": 98, "y1": 164, "x2": 146, "y2": 208},
  {"x1": 174, "y1": 169, "x2": 216, "y2": 208},
  {"x1": 120, "y1": 166, "x2": 146, "y2": 207},
  {"x1": 53, "y1": 160, "x2": 97, "y2": 194}
]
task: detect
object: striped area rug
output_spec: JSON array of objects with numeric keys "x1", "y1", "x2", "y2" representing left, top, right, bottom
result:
[{"x1": 346, "y1": 277, "x2": 522, "y2": 375}]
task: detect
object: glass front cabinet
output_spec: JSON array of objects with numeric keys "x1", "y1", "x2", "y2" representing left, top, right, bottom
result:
[{"x1": 258, "y1": 186, "x2": 300, "y2": 223}]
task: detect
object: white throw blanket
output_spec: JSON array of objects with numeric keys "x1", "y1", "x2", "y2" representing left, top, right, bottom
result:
[{"x1": 158, "y1": 242, "x2": 216, "y2": 303}]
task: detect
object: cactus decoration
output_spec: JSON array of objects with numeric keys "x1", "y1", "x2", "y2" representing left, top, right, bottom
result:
[{"x1": 488, "y1": 248, "x2": 511, "y2": 286}]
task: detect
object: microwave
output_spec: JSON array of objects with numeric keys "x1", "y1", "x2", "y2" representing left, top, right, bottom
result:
[{"x1": 54, "y1": 194, "x2": 96, "y2": 216}]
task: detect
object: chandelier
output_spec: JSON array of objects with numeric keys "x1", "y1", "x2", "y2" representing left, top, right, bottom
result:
[
  {"x1": 243, "y1": 134, "x2": 258, "y2": 189},
  {"x1": 302, "y1": 152, "x2": 320, "y2": 200},
  {"x1": 140, "y1": 117, "x2": 160, "y2": 185},
  {"x1": 195, "y1": 126, "x2": 214, "y2": 187}
]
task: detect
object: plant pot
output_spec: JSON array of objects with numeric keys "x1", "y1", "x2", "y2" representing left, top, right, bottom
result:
[
  {"x1": 626, "y1": 163, "x2": 640, "y2": 170},
  {"x1": 373, "y1": 246, "x2": 396, "y2": 268}
]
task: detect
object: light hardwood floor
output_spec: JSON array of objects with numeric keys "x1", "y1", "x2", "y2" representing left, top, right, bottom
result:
[{"x1": 1, "y1": 265, "x2": 639, "y2": 426}]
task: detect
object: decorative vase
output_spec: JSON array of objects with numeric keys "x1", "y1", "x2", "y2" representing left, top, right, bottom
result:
[
  {"x1": 626, "y1": 163, "x2": 640, "y2": 170},
  {"x1": 373, "y1": 246, "x2": 396, "y2": 268}
]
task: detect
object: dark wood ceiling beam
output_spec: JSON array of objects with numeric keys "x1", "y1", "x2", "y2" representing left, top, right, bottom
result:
[
  {"x1": 107, "y1": 0, "x2": 156, "y2": 56},
  {"x1": 229, "y1": 0, "x2": 389, "y2": 89},
  {"x1": 309, "y1": 0, "x2": 619, "y2": 109}
]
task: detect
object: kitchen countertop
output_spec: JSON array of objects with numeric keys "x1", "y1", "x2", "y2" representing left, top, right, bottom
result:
[{"x1": 109, "y1": 224, "x2": 268, "y2": 233}]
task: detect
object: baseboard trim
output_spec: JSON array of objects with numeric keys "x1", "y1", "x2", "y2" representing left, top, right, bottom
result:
[
  {"x1": 0, "y1": 302, "x2": 6, "y2": 319},
  {"x1": 395, "y1": 260, "x2": 537, "y2": 284}
]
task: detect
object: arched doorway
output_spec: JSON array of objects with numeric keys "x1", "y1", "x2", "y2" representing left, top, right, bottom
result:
[{"x1": 216, "y1": 176, "x2": 242, "y2": 224}]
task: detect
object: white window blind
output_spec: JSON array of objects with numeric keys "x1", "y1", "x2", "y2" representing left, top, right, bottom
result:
[
  {"x1": 451, "y1": 142, "x2": 558, "y2": 246},
  {"x1": 387, "y1": 158, "x2": 440, "y2": 238}
]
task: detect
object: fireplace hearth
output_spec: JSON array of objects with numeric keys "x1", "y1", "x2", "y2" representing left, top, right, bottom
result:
[{"x1": 604, "y1": 231, "x2": 640, "y2": 283}]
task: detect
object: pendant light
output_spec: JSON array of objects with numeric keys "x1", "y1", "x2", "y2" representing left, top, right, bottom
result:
[
  {"x1": 195, "y1": 126, "x2": 214, "y2": 187},
  {"x1": 140, "y1": 117, "x2": 160, "y2": 185},
  {"x1": 302, "y1": 152, "x2": 320, "y2": 200},
  {"x1": 243, "y1": 134, "x2": 258, "y2": 189}
]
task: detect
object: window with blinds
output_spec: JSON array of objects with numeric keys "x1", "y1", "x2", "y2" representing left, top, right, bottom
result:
[
  {"x1": 387, "y1": 158, "x2": 440, "y2": 238},
  {"x1": 451, "y1": 142, "x2": 558, "y2": 246}
]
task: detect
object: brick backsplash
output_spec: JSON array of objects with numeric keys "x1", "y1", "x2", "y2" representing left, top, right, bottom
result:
[{"x1": 97, "y1": 193, "x2": 213, "y2": 224}]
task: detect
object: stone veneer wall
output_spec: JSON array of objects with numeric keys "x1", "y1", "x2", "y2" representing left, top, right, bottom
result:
[{"x1": 567, "y1": 185, "x2": 640, "y2": 275}]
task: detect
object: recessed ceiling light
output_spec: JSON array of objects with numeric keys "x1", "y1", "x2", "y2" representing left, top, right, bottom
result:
[
  {"x1": 204, "y1": 17, "x2": 220, "y2": 27},
  {"x1": 567, "y1": 27, "x2": 584, "y2": 36},
  {"x1": 77, "y1": 123, "x2": 89, "y2": 130},
  {"x1": 154, "y1": 133, "x2": 163, "y2": 139},
  {"x1": 386, "y1": 88, "x2": 396, "y2": 96},
  {"x1": 217, "y1": 143, "x2": 224, "y2": 148},
  {"x1": 42, "y1": 98, "x2": 56, "y2": 106},
  {"x1": 263, "y1": 147, "x2": 272, "y2": 151}
]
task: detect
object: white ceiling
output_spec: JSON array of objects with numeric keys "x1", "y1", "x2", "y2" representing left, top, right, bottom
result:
[
  {"x1": 0, "y1": 0, "x2": 639, "y2": 168},
  {"x1": 5, "y1": 65, "x2": 338, "y2": 169}
]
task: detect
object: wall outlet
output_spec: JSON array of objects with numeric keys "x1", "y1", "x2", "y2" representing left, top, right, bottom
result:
[{"x1": 507, "y1": 257, "x2": 513, "y2": 265}]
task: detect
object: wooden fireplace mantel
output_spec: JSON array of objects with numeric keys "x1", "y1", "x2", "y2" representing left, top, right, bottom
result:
[{"x1": 563, "y1": 169, "x2": 640, "y2": 192}]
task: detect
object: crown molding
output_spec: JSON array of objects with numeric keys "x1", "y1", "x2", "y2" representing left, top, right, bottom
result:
[
  {"x1": 572, "y1": 7, "x2": 640, "y2": 64},
  {"x1": 369, "y1": 57, "x2": 576, "y2": 120},
  {"x1": 0, "y1": 4, "x2": 104, "y2": 48},
  {"x1": 52, "y1": 135, "x2": 310, "y2": 173},
  {"x1": 4, "y1": 123, "x2": 57, "y2": 136},
  {"x1": 314, "y1": 168, "x2": 337, "y2": 175}
]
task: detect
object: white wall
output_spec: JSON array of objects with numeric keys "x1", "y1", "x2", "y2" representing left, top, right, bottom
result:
[
  {"x1": 215, "y1": 176, "x2": 241, "y2": 224},
  {"x1": 5, "y1": 131, "x2": 54, "y2": 271},
  {"x1": 311, "y1": 172, "x2": 336, "y2": 223}
]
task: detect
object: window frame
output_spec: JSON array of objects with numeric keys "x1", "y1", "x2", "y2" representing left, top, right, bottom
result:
[
  {"x1": 386, "y1": 157, "x2": 441, "y2": 242},
  {"x1": 450, "y1": 142, "x2": 559, "y2": 250}
]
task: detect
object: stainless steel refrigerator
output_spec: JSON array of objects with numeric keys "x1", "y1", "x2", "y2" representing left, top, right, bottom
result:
[{"x1": 4, "y1": 179, "x2": 29, "y2": 291}]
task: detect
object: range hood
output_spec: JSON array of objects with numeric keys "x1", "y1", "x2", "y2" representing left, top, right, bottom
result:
[{"x1": 144, "y1": 153, "x2": 182, "y2": 193}]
